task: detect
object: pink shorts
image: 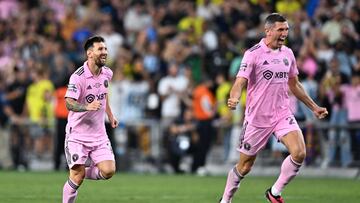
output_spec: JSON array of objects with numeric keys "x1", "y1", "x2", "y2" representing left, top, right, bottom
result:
[
  {"x1": 65, "y1": 139, "x2": 115, "y2": 169},
  {"x1": 237, "y1": 115, "x2": 301, "y2": 156}
]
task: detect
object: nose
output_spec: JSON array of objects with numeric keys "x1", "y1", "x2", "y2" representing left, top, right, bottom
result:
[{"x1": 282, "y1": 30, "x2": 288, "y2": 36}]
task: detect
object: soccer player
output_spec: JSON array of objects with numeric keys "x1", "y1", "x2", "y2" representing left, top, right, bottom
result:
[
  {"x1": 62, "y1": 36, "x2": 118, "y2": 203},
  {"x1": 219, "y1": 13, "x2": 328, "y2": 203}
]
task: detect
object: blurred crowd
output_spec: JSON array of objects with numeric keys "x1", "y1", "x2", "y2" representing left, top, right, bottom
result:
[{"x1": 0, "y1": 0, "x2": 360, "y2": 173}]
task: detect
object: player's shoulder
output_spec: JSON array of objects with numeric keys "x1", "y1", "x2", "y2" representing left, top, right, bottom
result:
[
  {"x1": 244, "y1": 43, "x2": 263, "y2": 58},
  {"x1": 69, "y1": 66, "x2": 85, "y2": 82},
  {"x1": 281, "y1": 45, "x2": 294, "y2": 55},
  {"x1": 72, "y1": 66, "x2": 85, "y2": 77},
  {"x1": 246, "y1": 43, "x2": 262, "y2": 53}
]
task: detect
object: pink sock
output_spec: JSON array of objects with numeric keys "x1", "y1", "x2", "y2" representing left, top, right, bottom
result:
[
  {"x1": 63, "y1": 179, "x2": 79, "y2": 203},
  {"x1": 273, "y1": 155, "x2": 302, "y2": 195},
  {"x1": 85, "y1": 166, "x2": 106, "y2": 180},
  {"x1": 222, "y1": 166, "x2": 244, "y2": 202}
]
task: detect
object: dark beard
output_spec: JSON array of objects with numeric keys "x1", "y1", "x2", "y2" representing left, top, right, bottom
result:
[{"x1": 95, "y1": 58, "x2": 106, "y2": 67}]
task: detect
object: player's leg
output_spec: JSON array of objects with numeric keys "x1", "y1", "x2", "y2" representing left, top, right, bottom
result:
[
  {"x1": 266, "y1": 130, "x2": 304, "y2": 203},
  {"x1": 63, "y1": 165, "x2": 85, "y2": 203},
  {"x1": 220, "y1": 121, "x2": 273, "y2": 203},
  {"x1": 220, "y1": 153, "x2": 256, "y2": 203},
  {"x1": 87, "y1": 140, "x2": 116, "y2": 180},
  {"x1": 63, "y1": 140, "x2": 89, "y2": 203},
  {"x1": 97, "y1": 160, "x2": 116, "y2": 179}
]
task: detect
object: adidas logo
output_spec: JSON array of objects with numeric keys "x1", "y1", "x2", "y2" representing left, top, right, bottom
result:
[
  {"x1": 263, "y1": 60, "x2": 269, "y2": 65},
  {"x1": 87, "y1": 85, "x2": 92, "y2": 90}
]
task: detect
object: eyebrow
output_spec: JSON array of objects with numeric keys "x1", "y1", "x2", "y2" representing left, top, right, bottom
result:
[{"x1": 277, "y1": 27, "x2": 289, "y2": 31}]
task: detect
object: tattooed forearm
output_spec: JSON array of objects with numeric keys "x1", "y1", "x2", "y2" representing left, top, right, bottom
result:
[{"x1": 65, "y1": 98, "x2": 87, "y2": 112}]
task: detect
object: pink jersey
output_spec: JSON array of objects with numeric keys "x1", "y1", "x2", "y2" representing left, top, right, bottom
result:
[
  {"x1": 342, "y1": 85, "x2": 360, "y2": 121},
  {"x1": 65, "y1": 61, "x2": 113, "y2": 142},
  {"x1": 237, "y1": 39, "x2": 299, "y2": 127}
]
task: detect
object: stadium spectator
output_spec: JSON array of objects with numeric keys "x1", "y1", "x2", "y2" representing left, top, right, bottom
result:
[
  {"x1": 53, "y1": 77, "x2": 69, "y2": 171},
  {"x1": 5, "y1": 66, "x2": 30, "y2": 170},
  {"x1": 165, "y1": 107, "x2": 198, "y2": 174},
  {"x1": 26, "y1": 65, "x2": 55, "y2": 159},
  {"x1": 214, "y1": 72, "x2": 232, "y2": 163},
  {"x1": 0, "y1": 75, "x2": 13, "y2": 169},
  {"x1": 158, "y1": 63, "x2": 189, "y2": 131},
  {"x1": 219, "y1": 13, "x2": 328, "y2": 203},
  {"x1": 97, "y1": 17, "x2": 124, "y2": 64},
  {"x1": 192, "y1": 75, "x2": 216, "y2": 175},
  {"x1": 343, "y1": 73, "x2": 360, "y2": 165}
]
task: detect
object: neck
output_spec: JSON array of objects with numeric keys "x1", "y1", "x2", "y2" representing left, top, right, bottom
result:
[
  {"x1": 87, "y1": 60, "x2": 101, "y2": 76},
  {"x1": 264, "y1": 38, "x2": 278, "y2": 50}
]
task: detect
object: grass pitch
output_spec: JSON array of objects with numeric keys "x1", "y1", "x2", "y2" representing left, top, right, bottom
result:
[{"x1": 0, "y1": 171, "x2": 359, "y2": 203}]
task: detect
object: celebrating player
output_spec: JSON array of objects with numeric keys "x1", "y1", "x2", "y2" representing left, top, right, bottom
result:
[
  {"x1": 62, "y1": 36, "x2": 118, "y2": 203},
  {"x1": 219, "y1": 13, "x2": 328, "y2": 203}
]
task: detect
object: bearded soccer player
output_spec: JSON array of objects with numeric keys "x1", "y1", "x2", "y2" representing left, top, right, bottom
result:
[
  {"x1": 62, "y1": 36, "x2": 118, "y2": 203},
  {"x1": 219, "y1": 13, "x2": 328, "y2": 203}
]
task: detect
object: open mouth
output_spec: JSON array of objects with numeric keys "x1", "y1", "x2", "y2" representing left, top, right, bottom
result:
[{"x1": 100, "y1": 55, "x2": 107, "y2": 61}]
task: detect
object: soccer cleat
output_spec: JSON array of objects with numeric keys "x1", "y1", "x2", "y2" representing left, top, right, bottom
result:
[{"x1": 265, "y1": 188, "x2": 284, "y2": 203}]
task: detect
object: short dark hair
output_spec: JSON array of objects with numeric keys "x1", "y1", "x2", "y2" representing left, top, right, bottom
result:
[
  {"x1": 265, "y1": 13, "x2": 287, "y2": 25},
  {"x1": 84, "y1": 36, "x2": 105, "y2": 51}
]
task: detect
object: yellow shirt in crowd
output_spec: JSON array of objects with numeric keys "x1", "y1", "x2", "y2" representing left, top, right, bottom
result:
[{"x1": 26, "y1": 79, "x2": 55, "y2": 125}]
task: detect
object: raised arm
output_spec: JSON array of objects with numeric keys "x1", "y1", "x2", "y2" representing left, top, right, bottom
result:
[
  {"x1": 227, "y1": 77, "x2": 248, "y2": 110},
  {"x1": 288, "y1": 76, "x2": 328, "y2": 119}
]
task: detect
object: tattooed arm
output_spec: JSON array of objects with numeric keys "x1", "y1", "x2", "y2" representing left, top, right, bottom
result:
[{"x1": 65, "y1": 97, "x2": 101, "y2": 112}]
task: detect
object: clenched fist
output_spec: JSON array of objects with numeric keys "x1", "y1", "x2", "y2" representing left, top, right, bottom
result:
[
  {"x1": 87, "y1": 100, "x2": 102, "y2": 111},
  {"x1": 227, "y1": 98, "x2": 239, "y2": 110}
]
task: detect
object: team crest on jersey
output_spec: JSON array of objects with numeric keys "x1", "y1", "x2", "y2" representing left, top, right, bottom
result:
[
  {"x1": 72, "y1": 154, "x2": 79, "y2": 162},
  {"x1": 244, "y1": 142, "x2": 251, "y2": 151},
  {"x1": 104, "y1": 80, "x2": 108, "y2": 88},
  {"x1": 283, "y1": 58, "x2": 289, "y2": 66},
  {"x1": 85, "y1": 94, "x2": 95, "y2": 103}
]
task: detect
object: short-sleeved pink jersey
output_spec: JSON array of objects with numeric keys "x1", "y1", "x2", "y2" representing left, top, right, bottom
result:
[
  {"x1": 65, "y1": 61, "x2": 113, "y2": 142},
  {"x1": 237, "y1": 39, "x2": 299, "y2": 127}
]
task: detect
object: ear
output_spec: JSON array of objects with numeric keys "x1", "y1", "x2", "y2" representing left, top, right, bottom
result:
[
  {"x1": 86, "y1": 49, "x2": 92, "y2": 58},
  {"x1": 264, "y1": 28, "x2": 270, "y2": 37}
]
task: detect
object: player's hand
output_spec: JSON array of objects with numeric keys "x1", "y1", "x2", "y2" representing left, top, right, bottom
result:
[
  {"x1": 86, "y1": 100, "x2": 102, "y2": 111},
  {"x1": 313, "y1": 106, "x2": 328, "y2": 119},
  {"x1": 109, "y1": 116, "x2": 119, "y2": 128},
  {"x1": 227, "y1": 98, "x2": 239, "y2": 110}
]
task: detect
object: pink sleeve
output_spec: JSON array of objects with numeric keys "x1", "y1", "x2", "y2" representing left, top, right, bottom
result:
[
  {"x1": 236, "y1": 51, "x2": 254, "y2": 80},
  {"x1": 65, "y1": 74, "x2": 81, "y2": 100},
  {"x1": 288, "y1": 49, "x2": 299, "y2": 78}
]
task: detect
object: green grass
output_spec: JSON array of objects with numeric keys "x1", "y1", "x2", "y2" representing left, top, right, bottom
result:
[{"x1": 0, "y1": 171, "x2": 359, "y2": 203}]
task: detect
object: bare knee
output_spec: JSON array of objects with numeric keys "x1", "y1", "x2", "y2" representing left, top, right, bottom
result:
[
  {"x1": 69, "y1": 167, "x2": 85, "y2": 185},
  {"x1": 236, "y1": 153, "x2": 256, "y2": 176},
  {"x1": 236, "y1": 162, "x2": 254, "y2": 176},
  {"x1": 291, "y1": 148, "x2": 306, "y2": 163},
  {"x1": 100, "y1": 166, "x2": 116, "y2": 179}
]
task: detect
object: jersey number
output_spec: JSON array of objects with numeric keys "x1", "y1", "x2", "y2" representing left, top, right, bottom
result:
[{"x1": 286, "y1": 117, "x2": 295, "y2": 125}]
